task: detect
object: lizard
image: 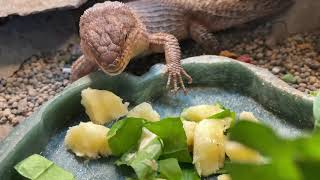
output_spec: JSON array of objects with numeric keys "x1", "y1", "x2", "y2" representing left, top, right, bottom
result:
[{"x1": 70, "y1": 0, "x2": 293, "y2": 93}]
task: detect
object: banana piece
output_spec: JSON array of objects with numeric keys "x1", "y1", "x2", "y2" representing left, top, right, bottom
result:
[
  {"x1": 193, "y1": 119, "x2": 226, "y2": 176},
  {"x1": 127, "y1": 102, "x2": 160, "y2": 122},
  {"x1": 81, "y1": 88, "x2": 128, "y2": 125},
  {"x1": 65, "y1": 122, "x2": 112, "y2": 159}
]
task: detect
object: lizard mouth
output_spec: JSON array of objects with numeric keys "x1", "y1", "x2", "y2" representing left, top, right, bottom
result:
[{"x1": 100, "y1": 58, "x2": 127, "y2": 75}]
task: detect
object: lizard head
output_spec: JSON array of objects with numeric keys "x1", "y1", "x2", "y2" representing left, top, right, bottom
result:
[{"x1": 79, "y1": 1, "x2": 149, "y2": 75}]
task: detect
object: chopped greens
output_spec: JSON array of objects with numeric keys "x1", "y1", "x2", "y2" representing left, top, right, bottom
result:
[
  {"x1": 117, "y1": 129, "x2": 163, "y2": 180},
  {"x1": 208, "y1": 108, "x2": 236, "y2": 127},
  {"x1": 158, "y1": 158, "x2": 182, "y2": 180},
  {"x1": 281, "y1": 73, "x2": 297, "y2": 84},
  {"x1": 145, "y1": 117, "x2": 192, "y2": 163},
  {"x1": 309, "y1": 90, "x2": 320, "y2": 97},
  {"x1": 107, "y1": 117, "x2": 144, "y2": 156},
  {"x1": 208, "y1": 109, "x2": 234, "y2": 120},
  {"x1": 14, "y1": 154, "x2": 74, "y2": 180},
  {"x1": 181, "y1": 167, "x2": 201, "y2": 180}
]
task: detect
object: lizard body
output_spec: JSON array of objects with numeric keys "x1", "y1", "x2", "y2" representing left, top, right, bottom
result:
[{"x1": 71, "y1": 0, "x2": 293, "y2": 92}]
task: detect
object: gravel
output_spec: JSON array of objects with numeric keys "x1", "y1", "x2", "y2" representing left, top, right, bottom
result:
[
  {"x1": 0, "y1": 22, "x2": 319, "y2": 140},
  {"x1": 0, "y1": 44, "x2": 81, "y2": 140},
  {"x1": 229, "y1": 31, "x2": 320, "y2": 94}
]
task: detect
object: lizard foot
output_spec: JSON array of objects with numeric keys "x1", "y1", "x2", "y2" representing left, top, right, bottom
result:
[
  {"x1": 70, "y1": 55, "x2": 98, "y2": 82},
  {"x1": 166, "y1": 64, "x2": 192, "y2": 94}
]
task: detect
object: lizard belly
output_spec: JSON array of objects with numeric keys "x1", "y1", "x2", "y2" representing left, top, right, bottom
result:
[{"x1": 128, "y1": 0, "x2": 189, "y2": 40}]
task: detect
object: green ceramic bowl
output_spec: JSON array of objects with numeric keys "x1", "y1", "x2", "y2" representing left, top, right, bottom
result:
[{"x1": 0, "y1": 55, "x2": 315, "y2": 179}]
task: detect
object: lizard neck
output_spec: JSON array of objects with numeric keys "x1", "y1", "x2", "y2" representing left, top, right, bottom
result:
[{"x1": 127, "y1": 0, "x2": 190, "y2": 41}]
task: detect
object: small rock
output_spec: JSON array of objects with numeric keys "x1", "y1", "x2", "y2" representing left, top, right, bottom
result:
[
  {"x1": 271, "y1": 67, "x2": 281, "y2": 74},
  {"x1": 309, "y1": 76, "x2": 317, "y2": 84},
  {"x1": 266, "y1": 50, "x2": 272, "y2": 57},
  {"x1": 3, "y1": 108, "x2": 11, "y2": 117},
  {"x1": 292, "y1": 34, "x2": 304, "y2": 43},
  {"x1": 306, "y1": 59, "x2": 320, "y2": 69},
  {"x1": 17, "y1": 99, "x2": 28, "y2": 113},
  {"x1": 256, "y1": 53, "x2": 264, "y2": 59},
  {"x1": 28, "y1": 89, "x2": 37, "y2": 96},
  {"x1": 237, "y1": 55, "x2": 252, "y2": 63},
  {"x1": 0, "y1": 117, "x2": 6, "y2": 124},
  {"x1": 298, "y1": 87, "x2": 306, "y2": 92},
  {"x1": 219, "y1": 50, "x2": 238, "y2": 59},
  {"x1": 299, "y1": 83, "x2": 307, "y2": 88},
  {"x1": 0, "y1": 102, "x2": 6, "y2": 109},
  {"x1": 297, "y1": 43, "x2": 313, "y2": 50},
  {"x1": 12, "y1": 102, "x2": 18, "y2": 108}
]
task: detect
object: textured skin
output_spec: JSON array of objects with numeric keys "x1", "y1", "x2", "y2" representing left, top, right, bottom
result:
[{"x1": 71, "y1": 0, "x2": 293, "y2": 93}]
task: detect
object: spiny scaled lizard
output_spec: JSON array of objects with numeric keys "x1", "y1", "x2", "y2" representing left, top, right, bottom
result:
[{"x1": 71, "y1": 0, "x2": 293, "y2": 93}]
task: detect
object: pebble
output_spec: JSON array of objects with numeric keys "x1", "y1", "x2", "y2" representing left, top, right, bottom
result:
[
  {"x1": 3, "y1": 109, "x2": 11, "y2": 117},
  {"x1": 272, "y1": 67, "x2": 281, "y2": 74}
]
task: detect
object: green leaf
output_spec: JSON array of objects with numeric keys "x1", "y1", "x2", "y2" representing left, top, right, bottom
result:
[
  {"x1": 226, "y1": 117, "x2": 320, "y2": 180},
  {"x1": 158, "y1": 158, "x2": 182, "y2": 180},
  {"x1": 225, "y1": 162, "x2": 297, "y2": 180},
  {"x1": 36, "y1": 165, "x2": 74, "y2": 180},
  {"x1": 228, "y1": 121, "x2": 292, "y2": 157},
  {"x1": 14, "y1": 154, "x2": 74, "y2": 180},
  {"x1": 117, "y1": 129, "x2": 163, "y2": 180},
  {"x1": 296, "y1": 160, "x2": 320, "y2": 180},
  {"x1": 215, "y1": 102, "x2": 226, "y2": 110},
  {"x1": 107, "y1": 117, "x2": 144, "y2": 156},
  {"x1": 145, "y1": 117, "x2": 192, "y2": 163},
  {"x1": 281, "y1": 73, "x2": 297, "y2": 84},
  {"x1": 15, "y1": 154, "x2": 53, "y2": 179},
  {"x1": 130, "y1": 139, "x2": 162, "y2": 180},
  {"x1": 208, "y1": 109, "x2": 232, "y2": 119},
  {"x1": 313, "y1": 95, "x2": 320, "y2": 130},
  {"x1": 181, "y1": 167, "x2": 200, "y2": 180},
  {"x1": 208, "y1": 109, "x2": 236, "y2": 127},
  {"x1": 293, "y1": 133, "x2": 320, "y2": 160},
  {"x1": 309, "y1": 90, "x2": 320, "y2": 97}
]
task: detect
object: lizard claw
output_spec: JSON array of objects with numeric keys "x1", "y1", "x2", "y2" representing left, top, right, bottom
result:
[{"x1": 166, "y1": 65, "x2": 192, "y2": 94}]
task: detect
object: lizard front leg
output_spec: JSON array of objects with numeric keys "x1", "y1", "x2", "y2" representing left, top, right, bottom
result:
[
  {"x1": 189, "y1": 21, "x2": 220, "y2": 53},
  {"x1": 71, "y1": 55, "x2": 98, "y2": 81},
  {"x1": 149, "y1": 32, "x2": 192, "y2": 93}
]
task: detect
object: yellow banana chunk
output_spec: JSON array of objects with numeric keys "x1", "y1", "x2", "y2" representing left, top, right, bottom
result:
[
  {"x1": 127, "y1": 102, "x2": 160, "y2": 122},
  {"x1": 182, "y1": 120, "x2": 198, "y2": 150},
  {"x1": 81, "y1": 88, "x2": 128, "y2": 125},
  {"x1": 225, "y1": 141, "x2": 264, "y2": 164},
  {"x1": 193, "y1": 119, "x2": 226, "y2": 176},
  {"x1": 181, "y1": 104, "x2": 224, "y2": 122},
  {"x1": 217, "y1": 174, "x2": 232, "y2": 180},
  {"x1": 239, "y1": 111, "x2": 259, "y2": 122},
  {"x1": 64, "y1": 122, "x2": 112, "y2": 159}
]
